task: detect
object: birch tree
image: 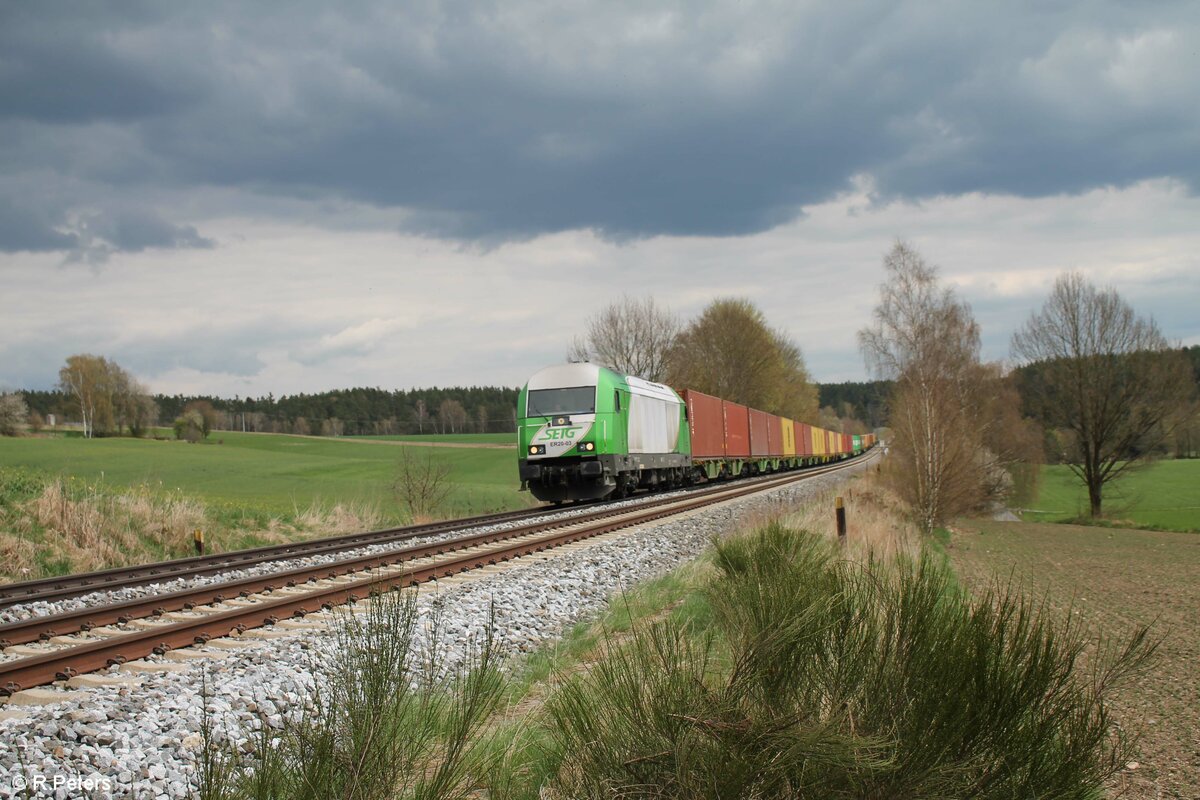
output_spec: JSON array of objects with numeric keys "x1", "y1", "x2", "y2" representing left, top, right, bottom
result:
[
  {"x1": 859, "y1": 242, "x2": 1026, "y2": 533},
  {"x1": 438, "y1": 398, "x2": 468, "y2": 434},
  {"x1": 58, "y1": 354, "x2": 108, "y2": 438},
  {"x1": 57, "y1": 354, "x2": 154, "y2": 437}
]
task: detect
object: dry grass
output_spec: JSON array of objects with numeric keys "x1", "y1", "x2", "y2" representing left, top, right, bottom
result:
[
  {"x1": 23, "y1": 479, "x2": 207, "y2": 574},
  {"x1": 0, "y1": 477, "x2": 385, "y2": 582},
  {"x1": 776, "y1": 472, "x2": 921, "y2": 564},
  {"x1": 292, "y1": 500, "x2": 384, "y2": 535},
  {"x1": 0, "y1": 532, "x2": 38, "y2": 580}
]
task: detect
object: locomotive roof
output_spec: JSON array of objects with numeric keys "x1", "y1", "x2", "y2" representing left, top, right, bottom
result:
[
  {"x1": 526, "y1": 362, "x2": 605, "y2": 390},
  {"x1": 525, "y1": 363, "x2": 680, "y2": 404}
]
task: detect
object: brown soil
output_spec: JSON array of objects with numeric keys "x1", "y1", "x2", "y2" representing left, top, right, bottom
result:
[{"x1": 949, "y1": 519, "x2": 1200, "y2": 799}]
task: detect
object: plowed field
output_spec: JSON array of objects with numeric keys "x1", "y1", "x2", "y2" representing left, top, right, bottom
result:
[{"x1": 949, "y1": 520, "x2": 1199, "y2": 798}]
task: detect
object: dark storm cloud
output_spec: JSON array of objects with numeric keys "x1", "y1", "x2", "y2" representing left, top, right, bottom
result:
[
  {"x1": 1, "y1": 1, "x2": 1197, "y2": 251},
  {"x1": 65, "y1": 208, "x2": 215, "y2": 263},
  {"x1": 0, "y1": 197, "x2": 78, "y2": 252}
]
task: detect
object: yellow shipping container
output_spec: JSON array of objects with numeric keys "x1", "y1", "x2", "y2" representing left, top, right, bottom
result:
[
  {"x1": 781, "y1": 418, "x2": 796, "y2": 456},
  {"x1": 812, "y1": 426, "x2": 825, "y2": 455}
]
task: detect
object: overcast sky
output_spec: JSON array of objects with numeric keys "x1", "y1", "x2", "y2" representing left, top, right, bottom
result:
[{"x1": 2, "y1": 1, "x2": 1198, "y2": 396}]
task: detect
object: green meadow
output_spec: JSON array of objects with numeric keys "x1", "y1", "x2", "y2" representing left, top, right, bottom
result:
[
  {"x1": 354, "y1": 432, "x2": 515, "y2": 445},
  {"x1": 1021, "y1": 459, "x2": 1200, "y2": 532},
  {"x1": 0, "y1": 431, "x2": 531, "y2": 521}
]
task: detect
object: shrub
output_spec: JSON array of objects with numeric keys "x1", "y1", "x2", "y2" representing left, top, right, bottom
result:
[
  {"x1": 538, "y1": 524, "x2": 1154, "y2": 799},
  {"x1": 198, "y1": 588, "x2": 507, "y2": 800},
  {"x1": 174, "y1": 410, "x2": 205, "y2": 442}
]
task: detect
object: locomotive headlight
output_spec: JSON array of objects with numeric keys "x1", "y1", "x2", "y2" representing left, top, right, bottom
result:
[
  {"x1": 579, "y1": 441, "x2": 595, "y2": 452},
  {"x1": 529, "y1": 445, "x2": 546, "y2": 455}
]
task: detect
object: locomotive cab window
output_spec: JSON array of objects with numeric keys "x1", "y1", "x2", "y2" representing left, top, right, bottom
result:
[
  {"x1": 614, "y1": 390, "x2": 621, "y2": 413},
  {"x1": 526, "y1": 386, "x2": 596, "y2": 417}
]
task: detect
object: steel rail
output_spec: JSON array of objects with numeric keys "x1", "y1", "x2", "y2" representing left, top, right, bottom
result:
[
  {"x1": 0, "y1": 505, "x2": 572, "y2": 609},
  {"x1": 0, "y1": 454, "x2": 875, "y2": 694},
  {"x1": 0, "y1": 458, "x2": 866, "y2": 648}
]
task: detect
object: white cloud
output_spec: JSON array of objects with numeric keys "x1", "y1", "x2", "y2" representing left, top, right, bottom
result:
[{"x1": 3, "y1": 178, "x2": 1196, "y2": 393}]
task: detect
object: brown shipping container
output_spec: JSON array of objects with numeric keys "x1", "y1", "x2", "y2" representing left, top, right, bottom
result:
[
  {"x1": 748, "y1": 408, "x2": 771, "y2": 457},
  {"x1": 842, "y1": 434, "x2": 852, "y2": 453},
  {"x1": 722, "y1": 401, "x2": 751, "y2": 458},
  {"x1": 683, "y1": 389, "x2": 726, "y2": 458},
  {"x1": 797, "y1": 422, "x2": 812, "y2": 456},
  {"x1": 766, "y1": 414, "x2": 784, "y2": 457}
]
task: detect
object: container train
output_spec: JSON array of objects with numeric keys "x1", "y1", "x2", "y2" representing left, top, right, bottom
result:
[{"x1": 517, "y1": 363, "x2": 876, "y2": 503}]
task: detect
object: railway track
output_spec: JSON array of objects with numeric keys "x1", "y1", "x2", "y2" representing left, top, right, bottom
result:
[
  {"x1": 0, "y1": 453, "x2": 876, "y2": 696},
  {"x1": 0, "y1": 505, "x2": 572, "y2": 610}
]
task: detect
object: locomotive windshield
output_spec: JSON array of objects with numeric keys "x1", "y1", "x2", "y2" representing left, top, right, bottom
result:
[{"x1": 526, "y1": 386, "x2": 596, "y2": 417}]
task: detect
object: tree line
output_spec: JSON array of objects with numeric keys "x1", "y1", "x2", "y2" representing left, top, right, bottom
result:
[
  {"x1": 817, "y1": 380, "x2": 892, "y2": 431},
  {"x1": 18, "y1": 381, "x2": 520, "y2": 438}
]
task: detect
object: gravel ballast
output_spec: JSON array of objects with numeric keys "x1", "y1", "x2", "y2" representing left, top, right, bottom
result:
[{"x1": 0, "y1": 463, "x2": 869, "y2": 799}]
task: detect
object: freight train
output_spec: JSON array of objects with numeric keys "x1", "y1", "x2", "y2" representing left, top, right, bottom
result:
[{"x1": 517, "y1": 363, "x2": 876, "y2": 503}]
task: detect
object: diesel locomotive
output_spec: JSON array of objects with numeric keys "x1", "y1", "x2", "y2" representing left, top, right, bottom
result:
[{"x1": 517, "y1": 363, "x2": 875, "y2": 503}]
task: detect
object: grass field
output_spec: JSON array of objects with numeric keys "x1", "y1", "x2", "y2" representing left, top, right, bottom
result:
[
  {"x1": 0, "y1": 431, "x2": 531, "y2": 520},
  {"x1": 1022, "y1": 459, "x2": 1200, "y2": 532},
  {"x1": 949, "y1": 519, "x2": 1199, "y2": 799},
  {"x1": 353, "y1": 432, "x2": 515, "y2": 446}
]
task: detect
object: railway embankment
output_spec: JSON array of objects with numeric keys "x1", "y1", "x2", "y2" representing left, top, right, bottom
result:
[{"x1": 0, "y1": 460, "x2": 874, "y2": 798}]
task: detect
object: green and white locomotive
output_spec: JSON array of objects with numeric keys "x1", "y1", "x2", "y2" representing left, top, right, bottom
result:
[{"x1": 517, "y1": 363, "x2": 691, "y2": 502}]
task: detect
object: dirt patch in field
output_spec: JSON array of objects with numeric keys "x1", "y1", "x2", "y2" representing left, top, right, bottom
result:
[{"x1": 949, "y1": 520, "x2": 1199, "y2": 799}]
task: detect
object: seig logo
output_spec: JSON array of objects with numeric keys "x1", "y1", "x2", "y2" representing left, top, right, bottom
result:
[{"x1": 531, "y1": 421, "x2": 593, "y2": 456}]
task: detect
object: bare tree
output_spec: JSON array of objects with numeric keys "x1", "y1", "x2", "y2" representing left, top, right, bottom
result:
[
  {"x1": 859, "y1": 242, "x2": 1027, "y2": 533},
  {"x1": 127, "y1": 393, "x2": 159, "y2": 438},
  {"x1": 0, "y1": 393, "x2": 28, "y2": 436},
  {"x1": 438, "y1": 398, "x2": 468, "y2": 434},
  {"x1": 568, "y1": 295, "x2": 680, "y2": 381},
  {"x1": 1012, "y1": 271, "x2": 1193, "y2": 517},
  {"x1": 392, "y1": 447, "x2": 453, "y2": 521},
  {"x1": 1175, "y1": 402, "x2": 1200, "y2": 459},
  {"x1": 666, "y1": 298, "x2": 817, "y2": 418},
  {"x1": 413, "y1": 399, "x2": 429, "y2": 434}
]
